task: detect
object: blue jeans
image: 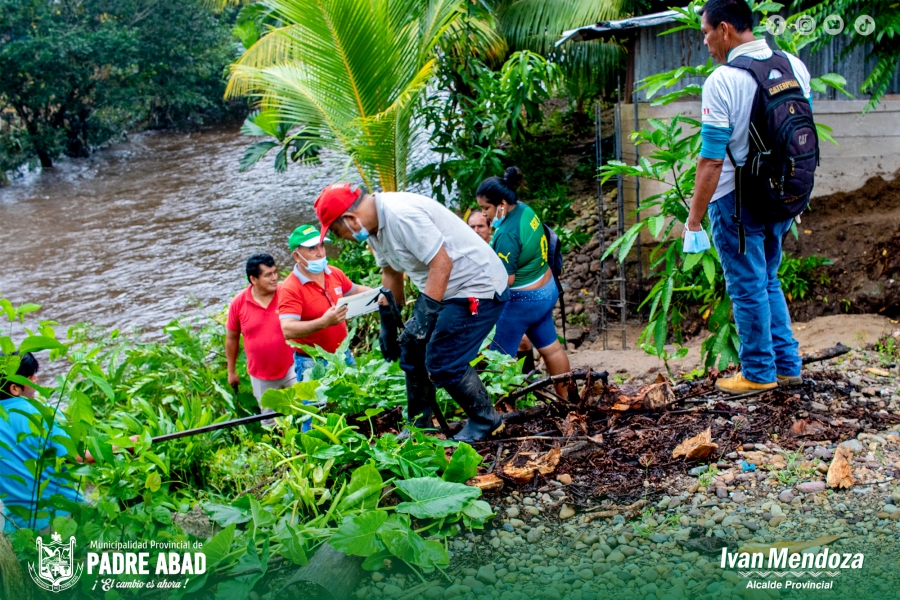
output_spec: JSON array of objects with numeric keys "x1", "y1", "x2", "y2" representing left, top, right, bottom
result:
[
  {"x1": 293, "y1": 351, "x2": 355, "y2": 431},
  {"x1": 708, "y1": 191, "x2": 801, "y2": 383},
  {"x1": 400, "y1": 292, "x2": 508, "y2": 389},
  {"x1": 490, "y1": 277, "x2": 559, "y2": 355}
]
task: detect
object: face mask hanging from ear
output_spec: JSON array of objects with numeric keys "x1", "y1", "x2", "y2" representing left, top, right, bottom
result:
[
  {"x1": 491, "y1": 206, "x2": 506, "y2": 229},
  {"x1": 344, "y1": 217, "x2": 370, "y2": 242}
]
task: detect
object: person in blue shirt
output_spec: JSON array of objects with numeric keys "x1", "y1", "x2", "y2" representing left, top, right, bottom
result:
[{"x1": 1, "y1": 352, "x2": 83, "y2": 532}]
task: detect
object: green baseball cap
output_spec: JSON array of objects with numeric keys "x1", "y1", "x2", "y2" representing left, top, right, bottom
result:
[{"x1": 289, "y1": 224, "x2": 330, "y2": 251}]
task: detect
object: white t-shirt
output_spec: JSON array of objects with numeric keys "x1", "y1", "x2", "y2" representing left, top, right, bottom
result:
[
  {"x1": 701, "y1": 39, "x2": 812, "y2": 202},
  {"x1": 367, "y1": 192, "x2": 509, "y2": 299}
]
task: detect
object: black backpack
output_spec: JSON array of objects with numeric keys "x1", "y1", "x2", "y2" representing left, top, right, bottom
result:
[
  {"x1": 542, "y1": 223, "x2": 567, "y2": 341},
  {"x1": 725, "y1": 50, "x2": 819, "y2": 253}
]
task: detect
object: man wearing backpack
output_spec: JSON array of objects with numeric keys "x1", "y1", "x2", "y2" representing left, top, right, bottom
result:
[{"x1": 684, "y1": 0, "x2": 815, "y2": 394}]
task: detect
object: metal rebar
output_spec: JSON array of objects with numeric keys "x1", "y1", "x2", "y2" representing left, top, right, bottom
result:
[
  {"x1": 633, "y1": 90, "x2": 642, "y2": 322},
  {"x1": 615, "y1": 77, "x2": 627, "y2": 350}
]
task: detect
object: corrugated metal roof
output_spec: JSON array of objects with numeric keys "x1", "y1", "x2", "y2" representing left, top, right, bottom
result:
[{"x1": 556, "y1": 10, "x2": 680, "y2": 46}]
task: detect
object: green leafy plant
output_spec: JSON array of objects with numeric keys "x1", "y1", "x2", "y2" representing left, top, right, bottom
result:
[
  {"x1": 415, "y1": 50, "x2": 561, "y2": 205},
  {"x1": 778, "y1": 253, "x2": 832, "y2": 302},
  {"x1": 2, "y1": 296, "x2": 508, "y2": 596}
]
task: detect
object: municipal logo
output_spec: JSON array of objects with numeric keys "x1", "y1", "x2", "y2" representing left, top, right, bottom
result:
[{"x1": 28, "y1": 532, "x2": 83, "y2": 593}]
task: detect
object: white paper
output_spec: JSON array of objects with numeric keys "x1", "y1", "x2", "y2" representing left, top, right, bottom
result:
[{"x1": 336, "y1": 288, "x2": 381, "y2": 319}]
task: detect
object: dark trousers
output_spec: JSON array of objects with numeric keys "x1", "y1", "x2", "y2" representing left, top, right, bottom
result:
[{"x1": 400, "y1": 294, "x2": 507, "y2": 389}]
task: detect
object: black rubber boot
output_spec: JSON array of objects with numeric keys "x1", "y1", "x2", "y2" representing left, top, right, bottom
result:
[
  {"x1": 517, "y1": 349, "x2": 536, "y2": 374},
  {"x1": 445, "y1": 367, "x2": 504, "y2": 443},
  {"x1": 398, "y1": 371, "x2": 437, "y2": 438}
]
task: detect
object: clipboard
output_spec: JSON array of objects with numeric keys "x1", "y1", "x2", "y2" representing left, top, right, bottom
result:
[{"x1": 336, "y1": 288, "x2": 382, "y2": 318}]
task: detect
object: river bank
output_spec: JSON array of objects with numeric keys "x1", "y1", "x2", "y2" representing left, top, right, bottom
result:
[{"x1": 352, "y1": 345, "x2": 900, "y2": 600}]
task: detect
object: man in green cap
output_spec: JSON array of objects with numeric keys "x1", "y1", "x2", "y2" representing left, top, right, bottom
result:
[{"x1": 278, "y1": 225, "x2": 372, "y2": 394}]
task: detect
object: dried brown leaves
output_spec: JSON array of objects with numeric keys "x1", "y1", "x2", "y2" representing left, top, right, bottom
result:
[{"x1": 672, "y1": 427, "x2": 719, "y2": 460}]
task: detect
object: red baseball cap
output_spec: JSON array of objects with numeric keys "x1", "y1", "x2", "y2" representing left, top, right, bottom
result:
[{"x1": 315, "y1": 183, "x2": 363, "y2": 242}]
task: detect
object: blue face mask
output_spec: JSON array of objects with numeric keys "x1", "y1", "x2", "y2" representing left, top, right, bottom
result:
[
  {"x1": 491, "y1": 207, "x2": 506, "y2": 229},
  {"x1": 344, "y1": 217, "x2": 370, "y2": 242},
  {"x1": 304, "y1": 256, "x2": 328, "y2": 274}
]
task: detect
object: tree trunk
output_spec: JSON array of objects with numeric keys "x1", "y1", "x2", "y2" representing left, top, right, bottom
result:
[
  {"x1": 0, "y1": 533, "x2": 32, "y2": 600},
  {"x1": 36, "y1": 148, "x2": 53, "y2": 169},
  {"x1": 279, "y1": 544, "x2": 364, "y2": 600}
]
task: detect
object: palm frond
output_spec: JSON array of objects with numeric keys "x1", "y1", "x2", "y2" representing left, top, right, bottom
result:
[{"x1": 226, "y1": 0, "x2": 467, "y2": 190}]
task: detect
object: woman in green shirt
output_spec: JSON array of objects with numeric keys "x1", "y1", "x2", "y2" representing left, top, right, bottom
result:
[{"x1": 476, "y1": 167, "x2": 572, "y2": 398}]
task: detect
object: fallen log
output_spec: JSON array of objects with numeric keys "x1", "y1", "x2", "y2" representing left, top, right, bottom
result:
[
  {"x1": 279, "y1": 543, "x2": 364, "y2": 600},
  {"x1": 801, "y1": 342, "x2": 852, "y2": 364},
  {"x1": 0, "y1": 533, "x2": 30, "y2": 600},
  {"x1": 504, "y1": 369, "x2": 609, "y2": 402}
]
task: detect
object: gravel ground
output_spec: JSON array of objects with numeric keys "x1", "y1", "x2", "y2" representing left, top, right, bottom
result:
[{"x1": 353, "y1": 348, "x2": 900, "y2": 600}]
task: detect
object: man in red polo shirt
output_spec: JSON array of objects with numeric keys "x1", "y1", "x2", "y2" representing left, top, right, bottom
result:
[
  {"x1": 226, "y1": 254, "x2": 296, "y2": 426},
  {"x1": 278, "y1": 225, "x2": 372, "y2": 386}
]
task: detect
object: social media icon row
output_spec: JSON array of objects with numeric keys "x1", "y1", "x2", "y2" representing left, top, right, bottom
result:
[{"x1": 764, "y1": 14, "x2": 875, "y2": 36}]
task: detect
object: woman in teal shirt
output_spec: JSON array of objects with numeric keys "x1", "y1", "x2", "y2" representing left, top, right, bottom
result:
[{"x1": 476, "y1": 167, "x2": 573, "y2": 399}]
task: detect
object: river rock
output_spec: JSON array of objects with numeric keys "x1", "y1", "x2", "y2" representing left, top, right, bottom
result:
[
  {"x1": 382, "y1": 584, "x2": 403, "y2": 596},
  {"x1": 527, "y1": 528, "x2": 544, "y2": 543},
  {"x1": 839, "y1": 439, "x2": 865, "y2": 454},
  {"x1": 779, "y1": 490, "x2": 795, "y2": 503},
  {"x1": 607, "y1": 550, "x2": 626, "y2": 563},
  {"x1": 882, "y1": 504, "x2": 898, "y2": 514},
  {"x1": 507, "y1": 507, "x2": 520, "y2": 519},
  {"x1": 424, "y1": 586, "x2": 443, "y2": 599},
  {"x1": 560, "y1": 505, "x2": 576, "y2": 519},
  {"x1": 557, "y1": 474, "x2": 573, "y2": 485},
  {"x1": 797, "y1": 481, "x2": 826, "y2": 493},
  {"x1": 689, "y1": 465, "x2": 709, "y2": 476},
  {"x1": 476, "y1": 565, "x2": 497, "y2": 585},
  {"x1": 545, "y1": 547, "x2": 559, "y2": 558},
  {"x1": 892, "y1": 490, "x2": 900, "y2": 504}
]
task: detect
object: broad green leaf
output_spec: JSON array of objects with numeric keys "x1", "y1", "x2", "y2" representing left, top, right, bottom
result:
[
  {"x1": 85, "y1": 374, "x2": 115, "y2": 402},
  {"x1": 200, "y1": 524, "x2": 235, "y2": 568},
  {"x1": 249, "y1": 496, "x2": 276, "y2": 528},
  {"x1": 150, "y1": 506, "x2": 172, "y2": 525},
  {"x1": 461, "y1": 499, "x2": 494, "y2": 521},
  {"x1": 277, "y1": 527, "x2": 309, "y2": 566},
  {"x1": 145, "y1": 472, "x2": 161, "y2": 493},
  {"x1": 330, "y1": 511, "x2": 388, "y2": 556},
  {"x1": 204, "y1": 502, "x2": 251, "y2": 527},
  {"x1": 647, "y1": 214, "x2": 666, "y2": 238},
  {"x1": 379, "y1": 525, "x2": 432, "y2": 567},
  {"x1": 337, "y1": 463, "x2": 383, "y2": 512},
  {"x1": 394, "y1": 477, "x2": 480, "y2": 519},
  {"x1": 442, "y1": 442, "x2": 481, "y2": 483},
  {"x1": 683, "y1": 253, "x2": 702, "y2": 272},
  {"x1": 18, "y1": 336, "x2": 64, "y2": 354},
  {"x1": 701, "y1": 253, "x2": 716, "y2": 286},
  {"x1": 361, "y1": 548, "x2": 394, "y2": 571},
  {"x1": 215, "y1": 539, "x2": 268, "y2": 600}
]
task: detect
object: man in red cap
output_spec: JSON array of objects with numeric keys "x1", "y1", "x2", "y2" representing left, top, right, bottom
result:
[{"x1": 315, "y1": 183, "x2": 510, "y2": 442}]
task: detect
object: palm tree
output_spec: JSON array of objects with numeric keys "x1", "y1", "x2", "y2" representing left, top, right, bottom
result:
[{"x1": 226, "y1": 0, "x2": 470, "y2": 191}]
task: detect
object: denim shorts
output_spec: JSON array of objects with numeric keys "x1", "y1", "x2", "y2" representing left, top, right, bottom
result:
[{"x1": 489, "y1": 277, "x2": 559, "y2": 355}]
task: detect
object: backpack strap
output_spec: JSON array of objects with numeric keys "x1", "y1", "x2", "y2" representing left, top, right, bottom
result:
[{"x1": 725, "y1": 145, "x2": 746, "y2": 255}]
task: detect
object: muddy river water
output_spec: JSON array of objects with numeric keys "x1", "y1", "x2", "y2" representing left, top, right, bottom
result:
[{"x1": 0, "y1": 128, "x2": 354, "y2": 333}]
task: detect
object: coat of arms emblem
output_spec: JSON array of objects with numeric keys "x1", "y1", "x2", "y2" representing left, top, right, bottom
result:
[{"x1": 28, "y1": 531, "x2": 83, "y2": 592}]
